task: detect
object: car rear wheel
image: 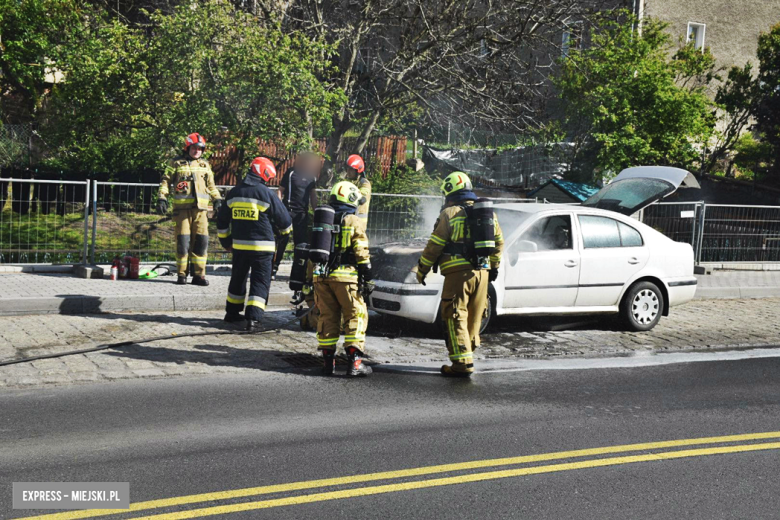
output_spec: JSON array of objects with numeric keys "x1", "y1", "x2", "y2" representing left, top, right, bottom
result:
[{"x1": 621, "y1": 281, "x2": 664, "y2": 331}]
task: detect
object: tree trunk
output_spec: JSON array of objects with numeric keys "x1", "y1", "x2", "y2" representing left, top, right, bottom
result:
[
  {"x1": 320, "y1": 117, "x2": 350, "y2": 187},
  {"x1": 355, "y1": 109, "x2": 382, "y2": 155}
]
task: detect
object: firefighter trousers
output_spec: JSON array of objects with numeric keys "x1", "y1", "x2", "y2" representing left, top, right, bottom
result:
[
  {"x1": 314, "y1": 279, "x2": 367, "y2": 352},
  {"x1": 226, "y1": 251, "x2": 273, "y2": 321},
  {"x1": 172, "y1": 208, "x2": 209, "y2": 277},
  {"x1": 440, "y1": 269, "x2": 489, "y2": 366}
]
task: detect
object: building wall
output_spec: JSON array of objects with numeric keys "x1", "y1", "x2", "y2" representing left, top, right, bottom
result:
[{"x1": 641, "y1": 0, "x2": 780, "y2": 70}]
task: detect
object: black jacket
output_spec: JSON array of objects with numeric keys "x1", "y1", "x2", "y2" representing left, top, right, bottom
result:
[{"x1": 217, "y1": 176, "x2": 292, "y2": 253}]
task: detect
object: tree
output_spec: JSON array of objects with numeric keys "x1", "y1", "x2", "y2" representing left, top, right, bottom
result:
[
  {"x1": 282, "y1": 0, "x2": 613, "y2": 185},
  {"x1": 0, "y1": 0, "x2": 80, "y2": 119},
  {"x1": 755, "y1": 22, "x2": 780, "y2": 177},
  {"x1": 554, "y1": 14, "x2": 717, "y2": 180},
  {"x1": 43, "y1": 0, "x2": 344, "y2": 172}
]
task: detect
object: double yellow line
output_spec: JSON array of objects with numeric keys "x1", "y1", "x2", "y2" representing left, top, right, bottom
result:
[{"x1": 22, "y1": 431, "x2": 780, "y2": 520}]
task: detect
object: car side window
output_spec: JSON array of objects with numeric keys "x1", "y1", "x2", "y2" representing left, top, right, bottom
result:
[
  {"x1": 618, "y1": 221, "x2": 644, "y2": 247},
  {"x1": 520, "y1": 215, "x2": 572, "y2": 251},
  {"x1": 579, "y1": 215, "x2": 644, "y2": 248}
]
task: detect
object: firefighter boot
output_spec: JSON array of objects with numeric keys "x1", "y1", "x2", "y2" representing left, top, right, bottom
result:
[
  {"x1": 191, "y1": 275, "x2": 209, "y2": 286},
  {"x1": 346, "y1": 347, "x2": 372, "y2": 377},
  {"x1": 321, "y1": 349, "x2": 336, "y2": 375},
  {"x1": 246, "y1": 319, "x2": 263, "y2": 333},
  {"x1": 224, "y1": 312, "x2": 244, "y2": 323},
  {"x1": 176, "y1": 275, "x2": 187, "y2": 285},
  {"x1": 440, "y1": 362, "x2": 474, "y2": 378}
]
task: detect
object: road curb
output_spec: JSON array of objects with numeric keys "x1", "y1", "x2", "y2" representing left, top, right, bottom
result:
[
  {"x1": 695, "y1": 287, "x2": 780, "y2": 299},
  {"x1": 0, "y1": 291, "x2": 293, "y2": 316}
]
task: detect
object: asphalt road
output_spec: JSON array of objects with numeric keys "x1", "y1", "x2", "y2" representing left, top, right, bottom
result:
[{"x1": 2, "y1": 355, "x2": 780, "y2": 519}]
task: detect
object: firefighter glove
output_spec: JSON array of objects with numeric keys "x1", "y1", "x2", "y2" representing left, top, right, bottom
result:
[
  {"x1": 156, "y1": 199, "x2": 169, "y2": 215},
  {"x1": 358, "y1": 263, "x2": 374, "y2": 282},
  {"x1": 361, "y1": 280, "x2": 375, "y2": 300},
  {"x1": 416, "y1": 265, "x2": 427, "y2": 286},
  {"x1": 489, "y1": 267, "x2": 498, "y2": 283},
  {"x1": 213, "y1": 199, "x2": 223, "y2": 214}
]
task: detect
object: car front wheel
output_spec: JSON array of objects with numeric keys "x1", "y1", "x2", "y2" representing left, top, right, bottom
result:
[
  {"x1": 479, "y1": 285, "x2": 496, "y2": 334},
  {"x1": 621, "y1": 281, "x2": 664, "y2": 331}
]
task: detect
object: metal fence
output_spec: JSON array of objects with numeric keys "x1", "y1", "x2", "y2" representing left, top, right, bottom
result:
[
  {"x1": 4, "y1": 178, "x2": 780, "y2": 266},
  {"x1": 0, "y1": 178, "x2": 90, "y2": 264},
  {"x1": 641, "y1": 202, "x2": 780, "y2": 264}
]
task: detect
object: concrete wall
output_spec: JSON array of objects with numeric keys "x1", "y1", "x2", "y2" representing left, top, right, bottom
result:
[{"x1": 642, "y1": 0, "x2": 780, "y2": 70}]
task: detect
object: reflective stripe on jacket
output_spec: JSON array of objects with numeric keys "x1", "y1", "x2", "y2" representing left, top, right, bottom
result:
[
  {"x1": 355, "y1": 177, "x2": 371, "y2": 220},
  {"x1": 315, "y1": 213, "x2": 370, "y2": 283},
  {"x1": 159, "y1": 156, "x2": 220, "y2": 210},
  {"x1": 418, "y1": 202, "x2": 504, "y2": 276},
  {"x1": 216, "y1": 176, "x2": 292, "y2": 252}
]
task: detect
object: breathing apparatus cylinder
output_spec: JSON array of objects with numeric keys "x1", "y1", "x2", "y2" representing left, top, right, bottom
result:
[
  {"x1": 309, "y1": 205, "x2": 335, "y2": 275},
  {"x1": 289, "y1": 242, "x2": 309, "y2": 291},
  {"x1": 470, "y1": 198, "x2": 496, "y2": 269}
]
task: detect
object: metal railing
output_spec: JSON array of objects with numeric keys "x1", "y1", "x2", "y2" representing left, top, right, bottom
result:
[
  {"x1": 0, "y1": 178, "x2": 90, "y2": 264},
  {"x1": 640, "y1": 202, "x2": 780, "y2": 264},
  {"x1": 5, "y1": 178, "x2": 778, "y2": 267}
]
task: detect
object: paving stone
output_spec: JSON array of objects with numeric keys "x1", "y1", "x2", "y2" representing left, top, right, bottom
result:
[
  {"x1": 1, "y1": 295, "x2": 780, "y2": 388},
  {"x1": 132, "y1": 369, "x2": 167, "y2": 378}
]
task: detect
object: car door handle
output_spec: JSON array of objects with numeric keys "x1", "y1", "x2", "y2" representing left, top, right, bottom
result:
[
  {"x1": 628, "y1": 257, "x2": 640, "y2": 265},
  {"x1": 564, "y1": 260, "x2": 578, "y2": 268}
]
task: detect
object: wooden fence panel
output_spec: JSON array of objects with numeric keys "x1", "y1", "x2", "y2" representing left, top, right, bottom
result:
[{"x1": 209, "y1": 136, "x2": 407, "y2": 186}]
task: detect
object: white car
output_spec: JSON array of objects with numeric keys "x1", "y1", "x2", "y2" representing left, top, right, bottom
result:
[{"x1": 368, "y1": 166, "x2": 699, "y2": 332}]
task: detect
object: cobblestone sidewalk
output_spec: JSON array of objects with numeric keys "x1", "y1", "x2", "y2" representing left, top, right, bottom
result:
[{"x1": 1, "y1": 297, "x2": 779, "y2": 388}]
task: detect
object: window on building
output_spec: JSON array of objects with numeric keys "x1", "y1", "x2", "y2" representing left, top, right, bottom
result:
[
  {"x1": 687, "y1": 22, "x2": 706, "y2": 51},
  {"x1": 562, "y1": 22, "x2": 583, "y2": 57}
]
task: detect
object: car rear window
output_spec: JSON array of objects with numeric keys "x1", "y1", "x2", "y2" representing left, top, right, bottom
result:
[{"x1": 579, "y1": 215, "x2": 644, "y2": 248}]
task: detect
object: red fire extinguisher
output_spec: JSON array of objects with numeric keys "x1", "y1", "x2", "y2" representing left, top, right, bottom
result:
[
  {"x1": 110, "y1": 257, "x2": 120, "y2": 281},
  {"x1": 129, "y1": 256, "x2": 140, "y2": 280}
]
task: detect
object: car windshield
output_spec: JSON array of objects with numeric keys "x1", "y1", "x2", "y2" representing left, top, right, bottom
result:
[{"x1": 581, "y1": 178, "x2": 675, "y2": 215}]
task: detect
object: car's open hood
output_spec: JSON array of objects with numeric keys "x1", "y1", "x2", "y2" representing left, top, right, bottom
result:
[{"x1": 581, "y1": 166, "x2": 700, "y2": 216}]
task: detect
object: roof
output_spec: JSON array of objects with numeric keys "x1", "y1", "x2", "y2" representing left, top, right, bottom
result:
[{"x1": 527, "y1": 178, "x2": 600, "y2": 202}]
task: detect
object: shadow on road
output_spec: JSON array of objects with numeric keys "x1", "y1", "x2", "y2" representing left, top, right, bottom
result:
[{"x1": 103, "y1": 342, "x2": 340, "y2": 377}]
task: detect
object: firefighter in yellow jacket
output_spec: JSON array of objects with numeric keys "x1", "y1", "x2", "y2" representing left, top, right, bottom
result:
[
  {"x1": 157, "y1": 133, "x2": 222, "y2": 285},
  {"x1": 313, "y1": 181, "x2": 373, "y2": 377},
  {"x1": 345, "y1": 154, "x2": 371, "y2": 222},
  {"x1": 416, "y1": 172, "x2": 504, "y2": 377}
]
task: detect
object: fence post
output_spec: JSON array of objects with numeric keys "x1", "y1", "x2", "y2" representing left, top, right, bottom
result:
[
  {"x1": 694, "y1": 202, "x2": 706, "y2": 264},
  {"x1": 82, "y1": 179, "x2": 90, "y2": 264},
  {"x1": 90, "y1": 181, "x2": 97, "y2": 264}
]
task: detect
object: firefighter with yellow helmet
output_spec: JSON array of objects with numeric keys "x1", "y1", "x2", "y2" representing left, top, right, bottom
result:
[
  {"x1": 157, "y1": 132, "x2": 222, "y2": 285},
  {"x1": 415, "y1": 172, "x2": 504, "y2": 377},
  {"x1": 310, "y1": 181, "x2": 373, "y2": 377}
]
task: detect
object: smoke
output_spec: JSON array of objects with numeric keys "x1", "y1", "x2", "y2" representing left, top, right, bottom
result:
[{"x1": 419, "y1": 198, "x2": 443, "y2": 239}]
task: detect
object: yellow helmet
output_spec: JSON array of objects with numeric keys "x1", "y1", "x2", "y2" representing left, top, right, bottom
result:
[
  {"x1": 330, "y1": 181, "x2": 361, "y2": 207},
  {"x1": 441, "y1": 172, "x2": 473, "y2": 197}
]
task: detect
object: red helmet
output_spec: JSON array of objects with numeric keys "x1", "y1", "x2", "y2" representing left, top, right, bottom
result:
[
  {"x1": 346, "y1": 154, "x2": 365, "y2": 174},
  {"x1": 249, "y1": 157, "x2": 277, "y2": 182},
  {"x1": 183, "y1": 132, "x2": 206, "y2": 151}
]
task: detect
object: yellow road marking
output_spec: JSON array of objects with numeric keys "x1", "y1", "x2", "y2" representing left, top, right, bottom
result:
[
  {"x1": 20, "y1": 431, "x2": 780, "y2": 520},
  {"x1": 133, "y1": 441, "x2": 780, "y2": 519}
]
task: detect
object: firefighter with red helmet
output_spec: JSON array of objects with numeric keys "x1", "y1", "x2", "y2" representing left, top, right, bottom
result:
[
  {"x1": 157, "y1": 133, "x2": 222, "y2": 285},
  {"x1": 345, "y1": 154, "x2": 371, "y2": 223},
  {"x1": 217, "y1": 157, "x2": 292, "y2": 332}
]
